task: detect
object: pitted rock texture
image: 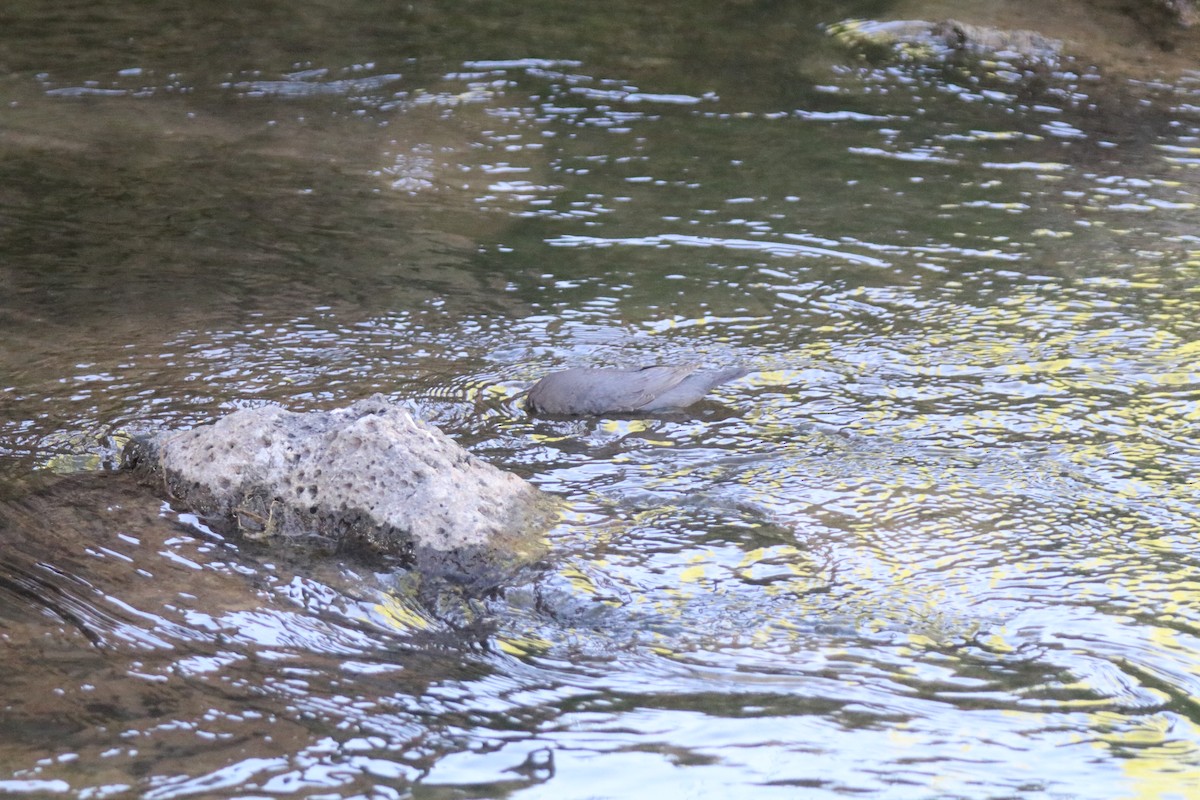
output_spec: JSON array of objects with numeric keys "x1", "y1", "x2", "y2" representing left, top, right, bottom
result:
[{"x1": 123, "y1": 395, "x2": 554, "y2": 589}]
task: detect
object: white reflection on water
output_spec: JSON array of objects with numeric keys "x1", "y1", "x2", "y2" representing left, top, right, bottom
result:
[{"x1": 548, "y1": 232, "x2": 893, "y2": 267}]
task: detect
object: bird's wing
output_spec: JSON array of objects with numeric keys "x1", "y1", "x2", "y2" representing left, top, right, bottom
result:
[
  {"x1": 622, "y1": 365, "x2": 700, "y2": 410},
  {"x1": 528, "y1": 365, "x2": 703, "y2": 414}
]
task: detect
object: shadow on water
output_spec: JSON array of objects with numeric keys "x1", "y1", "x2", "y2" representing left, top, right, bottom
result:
[{"x1": 0, "y1": 472, "x2": 542, "y2": 795}]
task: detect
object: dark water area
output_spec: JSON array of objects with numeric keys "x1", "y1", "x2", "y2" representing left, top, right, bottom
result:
[{"x1": 4, "y1": 1, "x2": 1200, "y2": 798}]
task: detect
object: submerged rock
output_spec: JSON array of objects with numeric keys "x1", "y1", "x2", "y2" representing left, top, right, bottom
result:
[
  {"x1": 123, "y1": 395, "x2": 556, "y2": 590},
  {"x1": 1156, "y1": 0, "x2": 1198, "y2": 29}
]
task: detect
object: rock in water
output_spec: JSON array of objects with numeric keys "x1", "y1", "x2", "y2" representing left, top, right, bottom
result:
[
  {"x1": 526, "y1": 365, "x2": 749, "y2": 415},
  {"x1": 123, "y1": 395, "x2": 555, "y2": 590},
  {"x1": 826, "y1": 18, "x2": 1063, "y2": 65}
]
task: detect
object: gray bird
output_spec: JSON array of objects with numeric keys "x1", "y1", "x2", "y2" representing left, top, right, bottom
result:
[{"x1": 526, "y1": 365, "x2": 749, "y2": 415}]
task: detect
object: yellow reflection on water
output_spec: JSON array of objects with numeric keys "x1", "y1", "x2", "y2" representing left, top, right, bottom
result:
[
  {"x1": 376, "y1": 591, "x2": 437, "y2": 632},
  {"x1": 1090, "y1": 712, "x2": 1200, "y2": 799}
]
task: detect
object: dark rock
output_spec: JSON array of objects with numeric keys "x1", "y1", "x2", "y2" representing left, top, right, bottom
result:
[{"x1": 827, "y1": 18, "x2": 1063, "y2": 65}]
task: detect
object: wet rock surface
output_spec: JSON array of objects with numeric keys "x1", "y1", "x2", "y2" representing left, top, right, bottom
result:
[
  {"x1": 123, "y1": 395, "x2": 556, "y2": 591},
  {"x1": 827, "y1": 18, "x2": 1064, "y2": 65},
  {"x1": 874, "y1": 0, "x2": 1200, "y2": 79}
]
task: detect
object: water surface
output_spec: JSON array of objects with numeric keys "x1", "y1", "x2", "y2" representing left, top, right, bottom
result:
[{"x1": 3, "y1": 2, "x2": 1200, "y2": 798}]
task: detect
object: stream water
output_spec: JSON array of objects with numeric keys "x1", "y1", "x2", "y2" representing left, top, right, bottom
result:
[{"x1": 3, "y1": 1, "x2": 1200, "y2": 798}]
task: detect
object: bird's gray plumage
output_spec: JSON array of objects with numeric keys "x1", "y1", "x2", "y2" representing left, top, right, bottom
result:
[{"x1": 526, "y1": 365, "x2": 749, "y2": 415}]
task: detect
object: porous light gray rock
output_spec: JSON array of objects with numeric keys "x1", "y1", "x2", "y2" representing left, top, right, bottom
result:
[{"x1": 123, "y1": 395, "x2": 556, "y2": 590}]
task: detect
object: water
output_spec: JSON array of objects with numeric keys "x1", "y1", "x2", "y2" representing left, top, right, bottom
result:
[{"x1": 3, "y1": 1, "x2": 1200, "y2": 797}]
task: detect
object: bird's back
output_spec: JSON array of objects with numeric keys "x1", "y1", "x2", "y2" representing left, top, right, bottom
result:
[{"x1": 527, "y1": 365, "x2": 747, "y2": 414}]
